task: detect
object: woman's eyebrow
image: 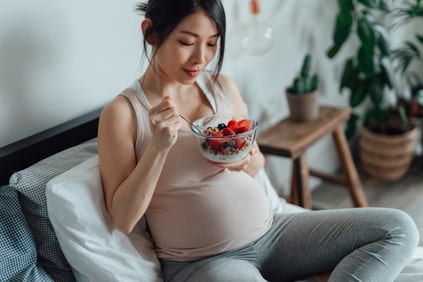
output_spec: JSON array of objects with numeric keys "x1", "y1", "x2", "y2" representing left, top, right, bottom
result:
[{"x1": 178, "y1": 30, "x2": 219, "y2": 38}]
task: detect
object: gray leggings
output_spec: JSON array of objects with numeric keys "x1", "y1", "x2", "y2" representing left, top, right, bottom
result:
[{"x1": 160, "y1": 208, "x2": 419, "y2": 282}]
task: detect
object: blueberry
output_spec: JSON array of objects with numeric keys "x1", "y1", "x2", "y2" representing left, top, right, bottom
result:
[
  {"x1": 222, "y1": 141, "x2": 230, "y2": 148},
  {"x1": 217, "y1": 123, "x2": 226, "y2": 130},
  {"x1": 229, "y1": 140, "x2": 236, "y2": 148}
]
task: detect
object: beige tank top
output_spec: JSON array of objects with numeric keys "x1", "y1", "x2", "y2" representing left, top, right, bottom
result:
[{"x1": 120, "y1": 72, "x2": 273, "y2": 261}]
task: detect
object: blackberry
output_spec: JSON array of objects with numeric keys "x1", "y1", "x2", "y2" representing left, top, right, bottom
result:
[{"x1": 202, "y1": 141, "x2": 209, "y2": 149}]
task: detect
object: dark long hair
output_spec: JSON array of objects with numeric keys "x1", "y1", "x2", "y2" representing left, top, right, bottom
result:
[{"x1": 136, "y1": 0, "x2": 226, "y2": 79}]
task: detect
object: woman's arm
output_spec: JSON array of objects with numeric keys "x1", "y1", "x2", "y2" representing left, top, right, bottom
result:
[{"x1": 98, "y1": 96, "x2": 180, "y2": 234}]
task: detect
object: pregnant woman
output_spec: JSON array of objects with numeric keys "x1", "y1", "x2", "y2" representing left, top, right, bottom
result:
[{"x1": 97, "y1": 0, "x2": 419, "y2": 281}]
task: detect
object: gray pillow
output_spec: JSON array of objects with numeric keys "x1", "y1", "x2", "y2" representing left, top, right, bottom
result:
[
  {"x1": 0, "y1": 185, "x2": 54, "y2": 282},
  {"x1": 9, "y1": 138, "x2": 98, "y2": 282}
]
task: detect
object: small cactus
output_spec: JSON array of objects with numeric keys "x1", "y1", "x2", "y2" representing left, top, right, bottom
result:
[{"x1": 291, "y1": 54, "x2": 319, "y2": 95}]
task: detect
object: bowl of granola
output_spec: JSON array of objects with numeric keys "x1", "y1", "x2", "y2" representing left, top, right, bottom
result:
[{"x1": 191, "y1": 114, "x2": 259, "y2": 163}]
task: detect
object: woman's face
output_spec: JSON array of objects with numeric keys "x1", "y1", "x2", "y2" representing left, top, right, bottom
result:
[{"x1": 153, "y1": 9, "x2": 219, "y2": 84}]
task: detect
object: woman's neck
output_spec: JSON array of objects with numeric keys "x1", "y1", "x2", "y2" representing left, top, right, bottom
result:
[{"x1": 139, "y1": 67, "x2": 212, "y2": 122}]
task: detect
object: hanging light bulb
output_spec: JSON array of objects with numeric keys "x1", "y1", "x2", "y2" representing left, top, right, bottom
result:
[{"x1": 240, "y1": 0, "x2": 273, "y2": 55}]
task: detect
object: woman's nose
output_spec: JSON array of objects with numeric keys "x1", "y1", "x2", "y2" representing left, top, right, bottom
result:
[{"x1": 191, "y1": 46, "x2": 206, "y2": 64}]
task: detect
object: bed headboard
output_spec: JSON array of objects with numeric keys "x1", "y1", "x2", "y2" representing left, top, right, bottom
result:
[{"x1": 0, "y1": 108, "x2": 102, "y2": 186}]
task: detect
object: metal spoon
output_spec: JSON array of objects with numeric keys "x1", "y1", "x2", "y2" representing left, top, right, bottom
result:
[{"x1": 179, "y1": 113, "x2": 202, "y2": 134}]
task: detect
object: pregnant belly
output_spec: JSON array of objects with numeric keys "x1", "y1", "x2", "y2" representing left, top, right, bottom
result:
[{"x1": 146, "y1": 170, "x2": 273, "y2": 260}]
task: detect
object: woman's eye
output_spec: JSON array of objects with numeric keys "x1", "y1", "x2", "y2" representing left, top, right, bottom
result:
[
  {"x1": 179, "y1": 41, "x2": 193, "y2": 46},
  {"x1": 208, "y1": 43, "x2": 217, "y2": 47}
]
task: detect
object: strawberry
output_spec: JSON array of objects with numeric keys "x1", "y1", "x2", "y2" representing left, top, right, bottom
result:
[
  {"x1": 227, "y1": 119, "x2": 238, "y2": 131},
  {"x1": 234, "y1": 137, "x2": 244, "y2": 149},
  {"x1": 222, "y1": 127, "x2": 235, "y2": 136},
  {"x1": 208, "y1": 138, "x2": 221, "y2": 150},
  {"x1": 237, "y1": 119, "x2": 250, "y2": 130},
  {"x1": 236, "y1": 126, "x2": 249, "y2": 133},
  {"x1": 227, "y1": 119, "x2": 237, "y2": 127},
  {"x1": 208, "y1": 133, "x2": 223, "y2": 150}
]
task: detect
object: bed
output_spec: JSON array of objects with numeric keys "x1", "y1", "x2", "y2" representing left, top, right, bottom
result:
[{"x1": 1, "y1": 107, "x2": 422, "y2": 282}]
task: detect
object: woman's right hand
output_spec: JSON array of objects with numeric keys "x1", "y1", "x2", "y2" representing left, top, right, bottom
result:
[{"x1": 148, "y1": 96, "x2": 181, "y2": 150}]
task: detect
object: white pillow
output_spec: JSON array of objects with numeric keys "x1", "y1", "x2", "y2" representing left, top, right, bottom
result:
[{"x1": 46, "y1": 156, "x2": 162, "y2": 282}]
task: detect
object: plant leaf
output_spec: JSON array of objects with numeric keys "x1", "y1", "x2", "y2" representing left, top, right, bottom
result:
[
  {"x1": 369, "y1": 80, "x2": 384, "y2": 106},
  {"x1": 397, "y1": 105, "x2": 409, "y2": 128},
  {"x1": 338, "y1": 0, "x2": 354, "y2": 12},
  {"x1": 357, "y1": 45, "x2": 375, "y2": 78},
  {"x1": 374, "y1": 24, "x2": 390, "y2": 56},
  {"x1": 380, "y1": 56, "x2": 398, "y2": 93},
  {"x1": 364, "y1": 106, "x2": 389, "y2": 128},
  {"x1": 340, "y1": 58, "x2": 357, "y2": 91},
  {"x1": 357, "y1": 0, "x2": 380, "y2": 9},
  {"x1": 392, "y1": 48, "x2": 415, "y2": 74},
  {"x1": 357, "y1": 16, "x2": 376, "y2": 50},
  {"x1": 326, "y1": 4, "x2": 353, "y2": 58},
  {"x1": 350, "y1": 80, "x2": 368, "y2": 107},
  {"x1": 357, "y1": 0, "x2": 389, "y2": 11},
  {"x1": 406, "y1": 40, "x2": 420, "y2": 55}
]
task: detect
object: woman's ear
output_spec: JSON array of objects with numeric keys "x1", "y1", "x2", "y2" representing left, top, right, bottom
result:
[{"x1": 141, "y1": 19, "x2": 155, "y2": 46}]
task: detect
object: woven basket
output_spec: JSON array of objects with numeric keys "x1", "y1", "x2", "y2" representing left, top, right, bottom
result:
[{"x1": 359, "y1": 126, "x2": 417, "y2": 181}]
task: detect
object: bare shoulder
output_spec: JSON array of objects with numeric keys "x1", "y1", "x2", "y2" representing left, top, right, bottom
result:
[
  {"x1": 100, "y1": 96, "x2": 135, "y2": 128},
  {"x1": 216, "y1": 73, "x2": 246, "y2": 114},
  {"x1": 98, "y1": 95, "x2": 136, "y2": 142},
  {"x1": 217, "y1": 73, "x2": 239, "y2": 92},
  {"x1": 101, "y1": 96, "x2": 132, "y2": 120}
]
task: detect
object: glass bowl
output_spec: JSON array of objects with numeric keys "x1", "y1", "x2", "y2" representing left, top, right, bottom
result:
[{"x1": 191, "y1": 114, "x2": 259, "y2": 163}]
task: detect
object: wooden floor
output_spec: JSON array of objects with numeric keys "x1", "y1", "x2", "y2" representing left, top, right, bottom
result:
[{"x1": 311, "y1": 156, "x2": 423, "y2": 246}]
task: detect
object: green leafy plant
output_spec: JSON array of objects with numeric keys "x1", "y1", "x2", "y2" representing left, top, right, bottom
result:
[
  {"x1": 327, "y1": 0, "x2": 411, "y2": 139},
  {"x1": 388, "y1": 0, "x2": 423, "y2": 77},
  {"x1": 290, "y1": 54, "x2": 319, "y2": 95},
  {"x1": 391, "y1": 0, "x2": 423, "y2": 24},
  {"x1": 392, "y1": 35, "x2": 423, "y2": 75},
  {"x1": 391, "y1": 0, "x2": 423, "y2": 116}
]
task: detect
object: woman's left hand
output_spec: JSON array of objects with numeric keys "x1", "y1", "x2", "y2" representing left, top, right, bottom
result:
[{"x1": 206, "y1": 142, "x2": 261, "y2": 172}]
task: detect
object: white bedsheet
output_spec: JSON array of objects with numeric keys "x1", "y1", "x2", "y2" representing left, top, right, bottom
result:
[{"x1": 396, "y1": 248, "x2": 423, "y2": 282}]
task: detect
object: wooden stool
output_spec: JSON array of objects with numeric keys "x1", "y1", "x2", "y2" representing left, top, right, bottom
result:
[{"x1": 257, "y1": 105, "x2": 368, "y2": 209}]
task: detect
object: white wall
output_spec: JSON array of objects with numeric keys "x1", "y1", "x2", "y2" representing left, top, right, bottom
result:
[
  {"x1": 0, "y1": 0, "x2": 142, "y2": 145},
  {"x1": 1, "y1": 0, "x2": 400, "y2": 195}
]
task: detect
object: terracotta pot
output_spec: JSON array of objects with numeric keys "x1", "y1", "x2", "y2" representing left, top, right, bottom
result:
[
  {"x1": 359, "y1": 126, "x2": 417, "y2": 181},
  {"x1": 286, "y1": 89, "x2": 319, "y2": 122}
]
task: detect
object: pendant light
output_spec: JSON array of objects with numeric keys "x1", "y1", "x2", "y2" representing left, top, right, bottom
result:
[{"x1": 240, "y1": 0, "x2": 273, "y2": 55}]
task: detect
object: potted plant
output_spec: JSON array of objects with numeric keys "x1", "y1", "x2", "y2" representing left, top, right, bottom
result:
[
  {"x1": 327, "y1": 0, "x2": 418, "y2": 181},
  {"x1": 286, "y1": 53, "x2": 320, "y2": 122}
]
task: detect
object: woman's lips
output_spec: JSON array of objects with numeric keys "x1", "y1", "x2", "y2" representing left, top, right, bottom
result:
[{"x1": 184, "y1": 69, "x2": 201, "y2": 78}]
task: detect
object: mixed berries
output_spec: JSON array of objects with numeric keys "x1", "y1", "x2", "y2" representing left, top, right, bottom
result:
[{"x1": 200, "y1": 118, "x2": 253, "y2": 156}]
